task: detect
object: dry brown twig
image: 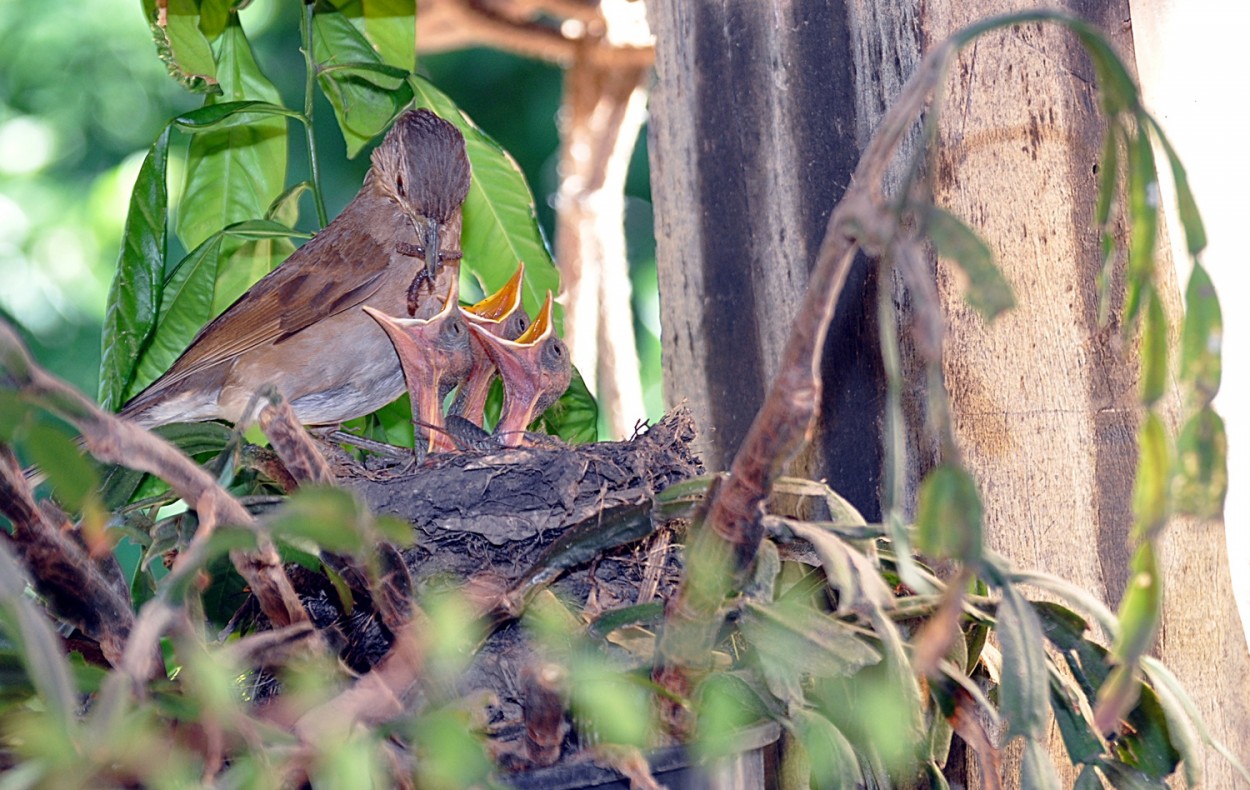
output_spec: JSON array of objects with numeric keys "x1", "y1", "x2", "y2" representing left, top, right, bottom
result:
[{"x1": 651, "y1": 40, "x2": 957, "y2": 733}]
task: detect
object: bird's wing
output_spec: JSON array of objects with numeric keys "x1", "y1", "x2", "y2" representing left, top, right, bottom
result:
[{"x1": 130, "y1": 228, "x2": 396, "y2": 399}]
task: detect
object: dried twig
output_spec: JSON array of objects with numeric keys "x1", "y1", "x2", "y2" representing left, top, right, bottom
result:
[
  {"x1": 0, "y1": 319, "x2": 311, "y2": 684},
  {"x1": 652, "y1": 41, "x2": 959, "y2": 732}
]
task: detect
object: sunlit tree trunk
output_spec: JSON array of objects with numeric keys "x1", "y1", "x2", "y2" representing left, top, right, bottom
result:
[{"x1": 648, "y1": 0, "x2": 1250, "y2": 784}]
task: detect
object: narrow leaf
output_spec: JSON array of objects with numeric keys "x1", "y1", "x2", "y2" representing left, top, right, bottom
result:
[
  {"x1": 1139, "y1": 290, "x2": 1167, "y2": 406},
  {"x1": 410, "y1": 76, "x2": 563, "y2": 327},
  {"x1": 0, "y1": 543, "x2": 76, "y2": 730},
  {"x1": 1111, "y1": 543, "x2": 1162, "y2": 666},
  {"x1": 1020, "y1": 736, "x2": 1063, "y2": 790},
  {"x1": 1179, "y1": 262, "x2": 1222, "y2": 406},
  {"x1": 1147, "y1": 117, "x2": 1207, "y2": 255},
  {"x1": 1131, "y1": 413, "x2": 1170, "y2": 540},
  {"x1": 99, "y1": 128, "x2": 169, "y2": 410},
  {"x1": 1123, "y1": 124, "x2": 1158, "y2": 325},
  {"x1": 174, "y1": 99, "x2": 304, "y2": 132},
  {"x1": 915, "y1": 462, "x2": 983, "y2": 562},
  {"x1": 1172, "y1": 406, "x2": 1227, "y2": 520},
  {"x1": 997, "y1": 581, "x2": 1050, "y2": 739},
  {"x1": 925, "y1": 206, "x2": 1015, "y2": 321}
]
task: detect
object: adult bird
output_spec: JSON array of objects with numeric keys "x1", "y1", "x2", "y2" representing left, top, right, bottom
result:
[
  {"x1": 118, "y1": 108, "x2": 471, "y2": 429},
  {"x1": 465, "y1": 291, "x2": 571, "y2": 447},
  {"x1": 452, "y1": 262, "x2": 530, "y2": 427}
]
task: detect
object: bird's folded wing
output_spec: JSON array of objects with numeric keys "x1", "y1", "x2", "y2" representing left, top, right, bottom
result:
[{"x1": 132, "y1": 234, "x2": 394, "y2": 397}]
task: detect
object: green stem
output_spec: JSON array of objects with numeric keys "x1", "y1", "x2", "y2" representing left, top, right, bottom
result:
[{"x1": 300, "y1": 0, "x2": 329, "y2": 228}]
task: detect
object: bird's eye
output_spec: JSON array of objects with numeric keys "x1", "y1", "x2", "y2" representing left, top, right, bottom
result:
[{"x1": 396, "y1": 175, "x2": 406, "y2": 197}]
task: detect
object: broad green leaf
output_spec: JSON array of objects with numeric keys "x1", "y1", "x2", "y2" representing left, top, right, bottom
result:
[
  {"x1": 99, "y1": 129, "x2": 170, "y2": 410},
  {"x1": 568, "y1": 657, "x2": 654, "y2": 747},
  {"x1": 129, "y1": 232, "x2": 224, "y2": 396},
  {"x1": 1179, "y1": 262, "x2": 1222, "y2": 405},
  {"x1": 1139, "y1": 290, "x2": 1167, "y2": 406},
  {"x1": 174, "y1": 99, "x2": 303, "y2": 132},
  {"x1": 148, "y1": 0, "x2": 220, "y2": 93},
  {"x1": 360, "y1": 0, "x2": 415, "y2": 70},
  {"x1": 313, "y1": 6, "x2": 413, "y2": 157},
  {"x1": 1131, "y1": 413, "x2": 1169, "y2": 540},
  {"x1": 1172, "y1": 406, "x2": 1227, "y2": 520},
  {"x1": 1116, "y1": 683, "x2": 1181, "y2": 780},
  {"x1": 915, "y1": 462, "x2": 983, "y2": 562},
  {"x1": 1021, "y1": 736, "x2": 1063, "y2": 790},
  {"x1": 177, "y1": 21, "x2": 287, "y2": 312},
  {"x1": 199, "y1": 0, "x2": 232, "y2": 40},
  {"x1": 210, "y1": 217, "x2": 308, "y2": 316},
  {"x1": 997, "y1": 581, "x2": 1049, "y2": 739},
  {"x1": 536, "y1": 367, "x2": 598, "y2": 443},
  {"x1": 410, "y1": 76, "x2": 562, "y2": 327},
  {"x1": 792, "y1": 709, "x2": 864, "y2": 790},
  {"x1": 1147, "y1": 117, "x2": 1207, "y2": 255},
  {"x1": 925, "y1": 206, "x2": 1014, "y2": 321}
]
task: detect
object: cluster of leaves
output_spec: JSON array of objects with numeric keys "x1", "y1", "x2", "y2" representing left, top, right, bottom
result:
[
  {"x1": 0, "y1": 5, "x2": 1241, "y2": 790},
  {"x1": 101, "y1": 0, "x2": 595, "y2": 443}
]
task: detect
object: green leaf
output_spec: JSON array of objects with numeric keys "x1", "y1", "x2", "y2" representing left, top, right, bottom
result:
[
  {"x1": 1048, "y1": 667, "x2": 1104, "y2": 765},
  {"x1": 1179, "y1": 262, "x2": 1222, "y2": 406},
  {"x1": 1131, "y1": 412, "x2": 1170, "y2": 540},
  {"x1": 1172, "y1": 406, "x2": 1227, "y2": 519},
  {"x1": 174, "y1": 99, "x2": 303, "y2": 132},
  {"x1": 1117, "y1": 683, "x2": 1181, "y2": 780},
  {"x1": 1143, "y1": 656, "x2": 1250, "y2": 783},
  {"x1": 410, "y1": 76, "x2": 562, "y2": 327},
  {"x1": 1020, "y1": 736, "x2": 1063, "y2": 790},
  {"x1": 1123, "y1": 124, "x2": 1158, "y2": 325},
  {"x1": 99, "y1": 128, "x2": 170, "y2": 411},
  {"x1": 360, "y1": 0, "x2": 415, "y2": 70},
  {"x1": 915, "y1": 462, "x2": 983, "y2": 562},
  {"x1": 128, "y1": 232, "x2": 224, "y2": 397},
  {"x1": 0, "y1": 543, "x2": 76, "y2": 732},
  {"x1": 177, "y1": 21, "x2": 287, "y2": 299},
  {"x1": 148, "y1": 0, "x2": 220, "y2": 93},
  {"x1": 791, "y1": 709, "x2": 864, "y2": 790},
  {"x1": 741, "y1": 600, "x2": 880, "y2": 705},
  {"x1": 1147, "y1": 117, "x2": 1206, "y2": 255},
  {"x1": 267, "y1": 487, "x2": 374, "y2": 554},
  {"x1": 996, "y1": 581, "x2": 1049, "y2": 739},
  {"x1": 20, "y1": 423, "x2": 99, "y2": 513},
  {"x1": 1094, "y1": 127, "x2": 1118, "y2": 231},
  {"x1": 313, "y1": 6, "x2": 413, "y2": 157},
  {"x1": 1111, "y1": 543, "x2": 1161, "y2": 666},
  {"x1": 1139, "y1": 291, "x2": 1167, "y2": 406},
  {"x1": 925, "y1": 206, "x2": 1015, "y2": 321},
  {"x1": 1075, "y1": 765, "x2": 1103, "y2": 790},
  {"x1": 536, "y1": 366, "x2": 598, "y2": 443}
]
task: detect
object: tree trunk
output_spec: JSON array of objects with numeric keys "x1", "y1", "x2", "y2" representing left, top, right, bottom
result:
[{"x1": 647, "y1": 0, "x2": 1250, "y2": 785}]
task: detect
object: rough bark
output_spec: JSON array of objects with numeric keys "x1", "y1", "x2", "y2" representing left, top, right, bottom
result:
[{"x1": 648, "y1": 0, "x2": 1250, "y2": 785}]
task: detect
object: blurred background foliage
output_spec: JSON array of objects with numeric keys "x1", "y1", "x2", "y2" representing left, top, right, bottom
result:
[{"x1": 0, "y1": 0, "x2": 663, "y2": 431}]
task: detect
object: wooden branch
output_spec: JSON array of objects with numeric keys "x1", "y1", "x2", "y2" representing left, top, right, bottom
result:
[
  {"x1": 0, "y1": 445, "x2": 137, "y2": 669},
  {"x1": 0, "y1": 320, "x2": 311, "y2": 670}
]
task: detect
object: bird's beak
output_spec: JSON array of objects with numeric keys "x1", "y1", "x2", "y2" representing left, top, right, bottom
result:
[
  {"x1": 464, "y1": 261, "x2": 526, "y2": 325},
  {"x1": 363, "y1": 296, "x2": 464, "y2": 453},
  {"x1": 465, "y1": 290, "x2": 567, "y2": 446},
  {"x1": 455, "y1": 263, "x2": 528, "y2": 425}
]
